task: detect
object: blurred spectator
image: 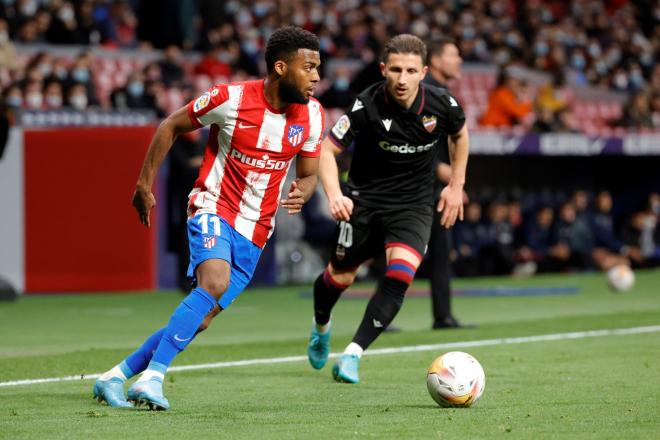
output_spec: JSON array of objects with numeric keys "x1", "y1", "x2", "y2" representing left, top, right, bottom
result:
[
  {"x1": 555, "y1": 202, "x2": 593, "y2": 270},
  {"x1": 480, "y1": 66, "x2": 533, "y2": 128},
  {"x1": 23, "y1": 79, "x2": 43, "y2": 109},
  {"x1": 67, "y1": 83, "x2": 89, "y2": 111},
  {"x1": 480, "y1": 200, "x2": 515, "y2": 275},
  {"x1": 157, "y1": 45, "x2": 185, "y2": 87},
  {"x1": 452, "y1": 202, "x2": 486, "y2": 277},
  {"x1": 620, "y1": 91, "x2": 653, "y2": 129},
  {"x1": 589, "y1": 191, "x2": 631, "y2": 270},
  {"x1": 3, "y1": 84, "x2": 23, "y2": 110},
  {"x1": 43, "y1": 80, "x2": 64, "y2": 109},
  {"x1": 622, "y1": 210, "x2": 660, "y2": 268},
  {"x1": 46, "y1": 1, "x2": 85, "y2": 45},
  {"x1": 318, "y1": 66, "x2": 354, "y2": 109},
  {"x1": 110, "y1": 72, "x2": 150, "y2": 110},
  {"x1": 517, "y1": 205, "x2": 566, "y2": 273},
  {"x1": 194, "y1": 44, "x2": 232, "y2": 79},
  {"x1": 108, "y1": 0, "x2": 138, "y2": 48},
  {"x1": 651, "y1": 92, "x2": 660, "y2": 129},
  {"x1": 67, "y1": 52, "x2": 98, "y2": 106}
]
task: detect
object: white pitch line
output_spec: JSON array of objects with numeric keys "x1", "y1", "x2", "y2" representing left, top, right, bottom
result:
[{"x1": 1, "y1": 325, "x2": 658, "y2": 388}]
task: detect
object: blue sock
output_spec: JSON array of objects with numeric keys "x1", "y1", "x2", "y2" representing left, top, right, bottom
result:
[
  {"x1": 150, "y1": 287, "x2": 217, "y2": 369},
  {"x1": 123, "y1": 327, "x2": 166, "y2": 377}
]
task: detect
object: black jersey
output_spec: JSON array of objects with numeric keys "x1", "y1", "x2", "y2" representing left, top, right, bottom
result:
[{"x1": 328, "y1": 81, "x2": 465, "y2": 209}]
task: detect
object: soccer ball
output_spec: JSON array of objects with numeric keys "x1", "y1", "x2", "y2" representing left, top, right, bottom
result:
[
  {"x1": 607, "y1": 264, "x2": 635, "y2": 292},
  {"x1": 426, "y1": 351, "x2": 485, "y2": 408}
]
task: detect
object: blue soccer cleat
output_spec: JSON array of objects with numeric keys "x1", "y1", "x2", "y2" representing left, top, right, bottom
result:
[
  {"x1": 93, "y1": 377, "x2": 133, "y2": 408},
  {"x1": 332, "y1": 354, "x2": 360, "y2": 384},
  {"x1": 127, "y1": 378, "x2": 170, "y2": 411},
  {"x1": 307, "y1": 324, "x2": 331, "y2": 369}
]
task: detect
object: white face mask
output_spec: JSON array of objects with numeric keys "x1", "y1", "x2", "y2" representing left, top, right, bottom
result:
[
  {"x1": 46, "y1": 94, "x2": 63, "y2": 108},
  {"x1": 26, "y1": 92, "x2": 43, "y2": 108},
  {"x1": 69, "y1": 94, "x2": 87, "y2": 110},
  {"x1": 0, "y1": 31, "x2": 8, "y2": 44}
]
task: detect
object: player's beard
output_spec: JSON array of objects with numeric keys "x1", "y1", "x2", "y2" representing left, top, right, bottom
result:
[{"x1": 278, "y1": 75, "x2": 309, "y2": 104}]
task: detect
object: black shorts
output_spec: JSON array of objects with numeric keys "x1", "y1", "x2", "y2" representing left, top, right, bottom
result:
[{"x1": 329, "y1": 203, "x2": 434, "y2": 270}]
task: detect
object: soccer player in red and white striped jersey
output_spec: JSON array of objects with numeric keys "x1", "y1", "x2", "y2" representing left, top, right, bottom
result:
[{"x1": 94, "y1": 26, "x2": 324, "y2": 411}]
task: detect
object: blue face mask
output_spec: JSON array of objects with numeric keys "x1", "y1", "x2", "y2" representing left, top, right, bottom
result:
[
  {"x1": 127, "y1": 81, "x2": 144, "y2": 97},
  {"x1": 72, "y1": 68, "x2": 90, "y2": 83},
  {"x1": 334, "y1": 77, "x2": 349, "y2": 92},
  {"x1": 6, "y1": 95, "x2": 22, "y2": 108},
  {"x1": 535, "y1": 42, "x2": 549, "y2": 57},
  {"x1": 571, "y1": 55, "x2": 586, "y2": 70}
]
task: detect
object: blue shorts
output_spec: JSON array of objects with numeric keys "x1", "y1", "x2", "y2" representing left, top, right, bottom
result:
[{"x1": 187, "y1": 213, "x2": 262, "y2": 309}]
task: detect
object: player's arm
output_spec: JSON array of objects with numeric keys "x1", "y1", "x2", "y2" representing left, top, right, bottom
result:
[
  {"x1": 281, "y1": 155, "x2": 319, "y2": 215},
  {"x1": 133, "y1": 106, "x2": 197, "y2": 227},
  {"x1": 438, "y1": 123, "x2": 469, "y2": 228},
  {"x1": 319, "y1": 137, "x2": 353, "y2": 221}
]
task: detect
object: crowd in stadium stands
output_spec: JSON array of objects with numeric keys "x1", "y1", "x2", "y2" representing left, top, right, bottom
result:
[
  {"x1": 441, "y1": 189, "x2": 660, "y2": 277},
  {"x1": 0, "y1": 0, "x2": 658, "y2": 131}
]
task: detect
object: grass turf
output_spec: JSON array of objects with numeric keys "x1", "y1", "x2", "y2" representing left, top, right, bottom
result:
[{"x1": 0, "y1": 270, "x2": 658, "y2": 439}]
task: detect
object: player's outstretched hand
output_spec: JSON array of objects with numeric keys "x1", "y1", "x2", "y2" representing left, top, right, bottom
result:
[
  {"x1": 437, "y1": 185, "x2": 464, "y2": 228},
  {"x1": 132, "y1": 186, "x2": 156, "y2": 227},
  {"x1": 281, "y1": 180, "x2": 305, "y2": 215},
  {"x1": 328, "y1": 195, "x2": 353, "y2": 221}
]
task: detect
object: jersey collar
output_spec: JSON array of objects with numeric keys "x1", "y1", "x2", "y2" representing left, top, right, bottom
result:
[{"x1": 381, "y1": 82, "x2": 426, "y2": 116}]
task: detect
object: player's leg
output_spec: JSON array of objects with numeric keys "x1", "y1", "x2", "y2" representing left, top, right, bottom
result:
[
  {"x1": 333, "y1": 208, "x2": 431, "y2": 384},
  {"x1": 308, "y1": 263, "x2": 359, "y2": 369},
  {"x1": 127, "y1": 214, "x2": 234, "y2": 410},
  {"x1": 94, "y1": 301, "x2": 221, "y2": 408},
  {"x1": 308, "y1": 212, "x2": 376, "y2": 370},
  {"x1": 94, "y1": 214, "x2": 229, "y2": 409}
]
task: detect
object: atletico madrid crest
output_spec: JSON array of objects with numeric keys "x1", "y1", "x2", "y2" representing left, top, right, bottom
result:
[
  {"x1": 288, "y1": 125, "x2": 304, "y2": 147},
  {"x1": 203, "y1": 235, "x2": 216, "y2": 249}
]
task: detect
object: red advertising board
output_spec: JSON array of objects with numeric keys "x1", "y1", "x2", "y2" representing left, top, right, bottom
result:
[{"x1": 23, "y1": 127, "x2": 157, "y2": 292}]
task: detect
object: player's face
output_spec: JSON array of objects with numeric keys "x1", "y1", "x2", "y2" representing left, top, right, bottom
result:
[
  {"x1": 279, "y1": 48, "x2": 321, "y2": 104},
  {"x1": 380, "y1": 53, "x2": 428, "y2": 109}
]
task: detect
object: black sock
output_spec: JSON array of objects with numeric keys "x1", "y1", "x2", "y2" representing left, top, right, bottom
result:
[
  {"x1": 352, "y1": 277, "x2": 408, "y2": 350},
  {"x1": 313, "y1": 270, "x2": 348, "y2": 326}
]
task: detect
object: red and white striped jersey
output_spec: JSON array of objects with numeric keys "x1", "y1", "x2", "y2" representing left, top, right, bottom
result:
[{"x1": 186, "y1": 79, "x2": 325, "y2": 248}]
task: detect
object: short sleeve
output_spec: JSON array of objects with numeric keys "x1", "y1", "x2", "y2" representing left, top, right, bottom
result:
[
  {"x1": 442, "y1": 94, "x2": 466, "y2": 135},
  {"x1": 299, "y1": 99, "x2": 325, "y2": 157},
  {"x1": 187, "y1": 84, "x2": 230, "y2": 128},
  {"x1": 327, "y1": 98, "x2": 367, "y2": 149}
]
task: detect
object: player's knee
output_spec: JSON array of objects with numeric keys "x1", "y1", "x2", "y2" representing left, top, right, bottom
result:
[
  {"x1": 327, "y1": 264, "x2": 357, "y2": 286},
  {"x1": 199, "y1": 276, "x2": 229, "y2": 299}
]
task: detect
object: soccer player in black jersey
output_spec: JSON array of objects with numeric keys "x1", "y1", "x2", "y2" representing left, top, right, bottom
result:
[{"x1": 307, "y1": 34, "x2": 470, "y2": 383}]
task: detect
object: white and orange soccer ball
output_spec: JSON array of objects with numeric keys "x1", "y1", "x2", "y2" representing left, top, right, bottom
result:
[
  {"x1": 607, "y1": 264, "x2": 635, "y2": 292},
  {"x1": 426, "y1": 351, "x2": 485, "y2": 408}
]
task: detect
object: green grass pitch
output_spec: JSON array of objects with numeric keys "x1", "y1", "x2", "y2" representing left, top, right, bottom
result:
[{"x1": 0, "y1": 270, "x2": 659, "y2": 439}]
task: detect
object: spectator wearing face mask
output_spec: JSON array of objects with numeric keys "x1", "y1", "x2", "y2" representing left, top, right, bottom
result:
[
  {"x1": 43, "y1": 80, "x2": 64, "y2": 109},
  {"x1": 194, "y1": 44, "x2": 233, "y2": 79},
  {"x1": 67, "y1": 52, "x2": 99, "y2": 106},
  {"x1": 3, "y1": 85, "x2": 23, "y2": 110},
  {"x1": 111, "y1": 72, "x2": 150, "y2": 110},
  {"x1": 318, "y1": 66, "x2": 354, "y2": 109},
  {"x1": 67, "y1": 83, "x2": 89, "y2": 111},
  {"x1": 23, "y1": 80, "x2": 44, "y2": 110}
]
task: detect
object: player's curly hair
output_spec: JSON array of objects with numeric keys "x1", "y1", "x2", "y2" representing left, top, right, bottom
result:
[
  {"x1": 265, "y1": 26, "x2": 320, "y2": 73},
  {"x1": 382, "y1": 34, "x2": 427, "y2": 64}
]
